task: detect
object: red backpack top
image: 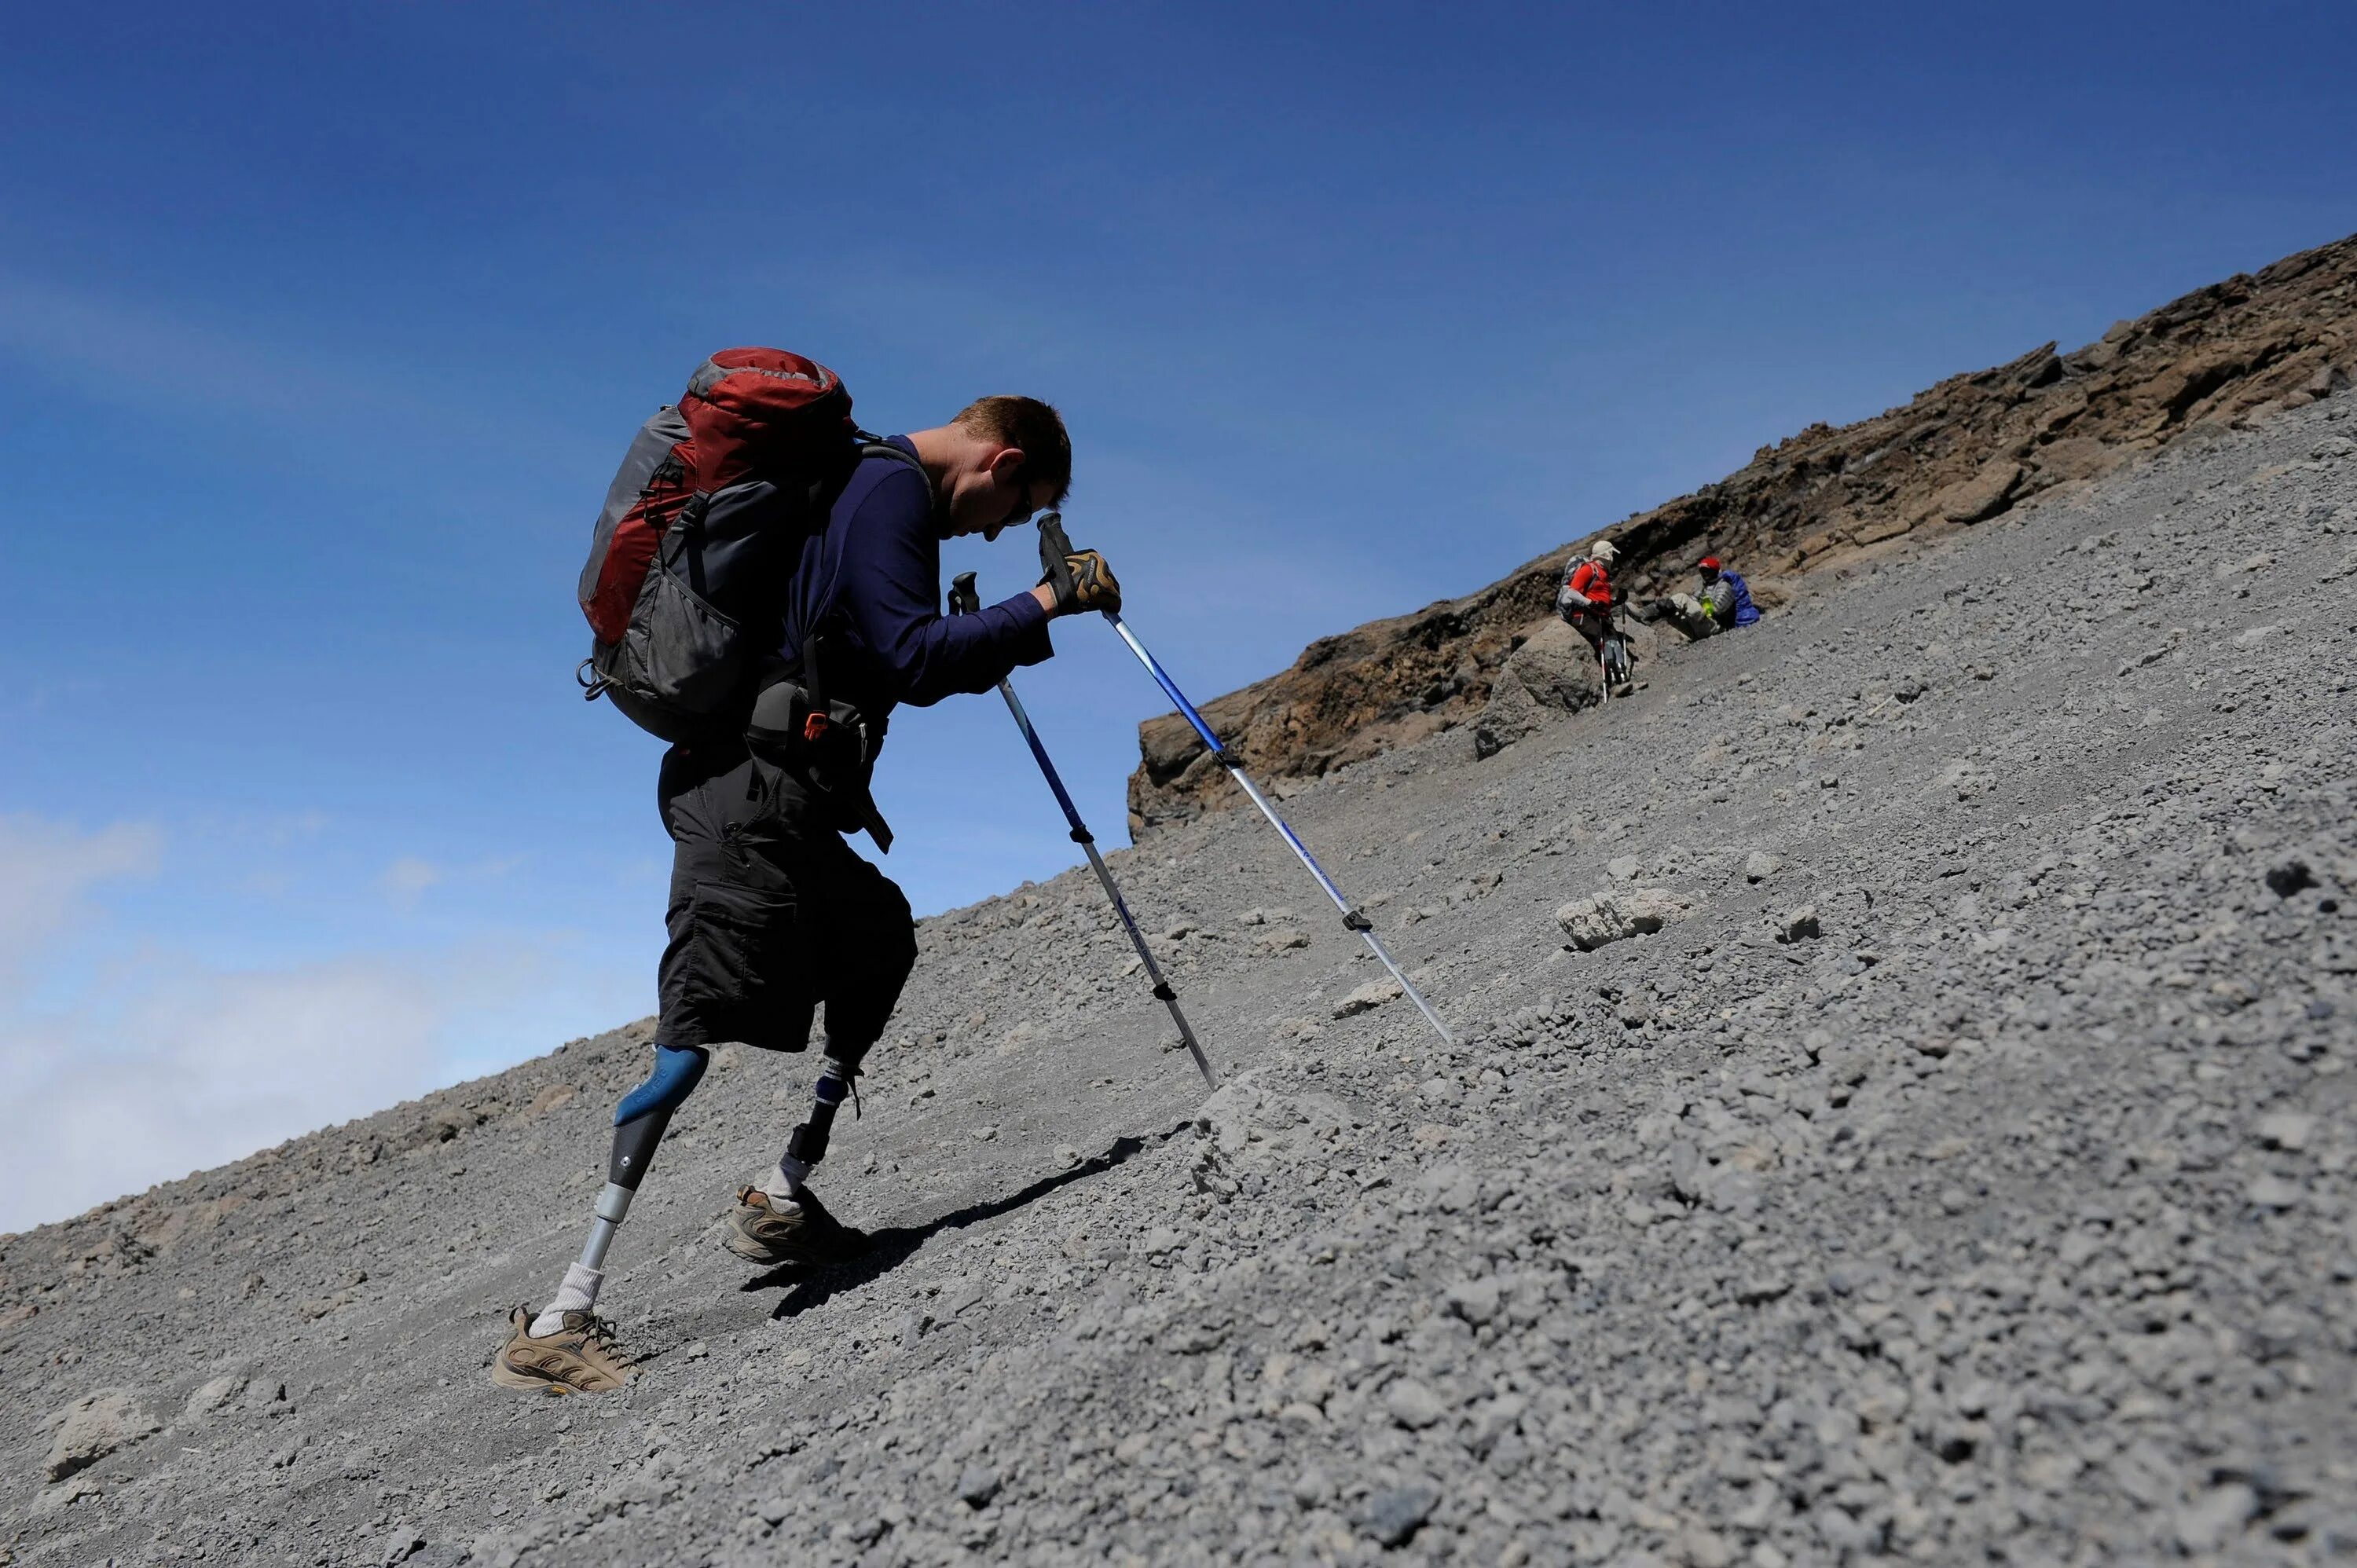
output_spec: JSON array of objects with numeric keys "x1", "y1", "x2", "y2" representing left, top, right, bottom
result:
[{"x1": 576, "y1": 349, "x2": 881, "y2": 740}]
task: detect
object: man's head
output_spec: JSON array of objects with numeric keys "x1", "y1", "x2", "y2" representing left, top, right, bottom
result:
[
  {"x1": 1696, "y1": 555, "x2": 1722, "y2": 584},
  {"x1": 1587, "y1": 540, "x2": 1618, "y2": 566},
  {"x1": 911, "y1": 396, "x2": 1073, "y2": 541}
]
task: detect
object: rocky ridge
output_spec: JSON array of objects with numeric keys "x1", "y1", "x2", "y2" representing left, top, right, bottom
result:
[
  {"x1": 1127, "y1": 230, "x2": 2357, "y2": 836},
  {"x1": 0, "y1": 389, "x2": 2352, "y2": 1564}
]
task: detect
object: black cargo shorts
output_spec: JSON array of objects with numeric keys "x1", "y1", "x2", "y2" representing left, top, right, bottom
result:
[{"x1": 654, "y1": 742, "x2": 917, "y2": 1053}]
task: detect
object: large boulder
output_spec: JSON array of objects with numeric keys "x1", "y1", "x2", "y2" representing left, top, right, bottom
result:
[{"x1": 1470, "y1": 620, "x2": 1601, "y2": 758}]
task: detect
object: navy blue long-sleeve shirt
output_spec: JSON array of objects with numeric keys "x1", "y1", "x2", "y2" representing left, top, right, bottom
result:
[{"x1": 777, "y1": 437, "x2": 1052, "y2": 740}]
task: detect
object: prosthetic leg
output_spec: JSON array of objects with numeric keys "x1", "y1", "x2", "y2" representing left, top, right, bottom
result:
[
  {"x1": 723, "y1": 1039, "x2": 871, "y2": 1265},
  {"x1": 765, "y1": 1040, "x2": 867, "y2": 1197},
  {"x1": 530, "y1": 1042, "x2": 708, "y2": 1335}
]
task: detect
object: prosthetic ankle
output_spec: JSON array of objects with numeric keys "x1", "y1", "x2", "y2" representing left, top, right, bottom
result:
[
  {"x1": 531, "y1": 1042, "x2": 708, "y2": 1335},
  {"x1": 763, "y1": 1043, "x2": 867, "y2": 1200}
]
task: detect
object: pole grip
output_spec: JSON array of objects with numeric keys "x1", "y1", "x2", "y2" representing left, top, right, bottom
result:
[
  {"x1": 948, "y1": 570, "x2": 979, "y2": 617},
  {"x1": 1036, "y1": 511, "x2": 1077, "y2": 605}
]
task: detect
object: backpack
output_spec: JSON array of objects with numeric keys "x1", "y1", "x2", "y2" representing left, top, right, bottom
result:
[{"x1": 577, "y1": 347, "x2": 888, "y2": 742}]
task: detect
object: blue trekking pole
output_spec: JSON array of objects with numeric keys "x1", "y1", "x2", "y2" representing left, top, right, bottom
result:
[
  {"x1": 950, "y1": 572, "x2": 1217, "y2": 1088},
  {"x1": 1037, "y1": 515, "x2": 1453, "y2": 1046}
]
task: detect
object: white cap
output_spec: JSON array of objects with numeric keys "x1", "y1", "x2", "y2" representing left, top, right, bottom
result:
[{"x1": 1588, "y1": 540, "x2": 1618, "y2": 565}]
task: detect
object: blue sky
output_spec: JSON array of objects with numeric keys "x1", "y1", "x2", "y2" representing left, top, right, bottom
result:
[{"x1": 4, "y1": 0, "x2": 2352, "y2": 1231}]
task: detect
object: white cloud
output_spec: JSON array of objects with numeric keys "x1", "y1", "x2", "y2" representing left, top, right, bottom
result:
[
  {"x1": 381, "y1": 855, "x2": 445, "y2": 904},
  {"x1": 0, "y1": 938, "x2": 625, "y2": 1237},
  {"x1": 0, "y1": 812, "x2": 640, "y2": 1236},
  {"x1": 2, "y1": 959, "x2": 445, "y2": 1234},
  {"x1": 0, "y1": 813, "x2": 162, "y2": 969}
]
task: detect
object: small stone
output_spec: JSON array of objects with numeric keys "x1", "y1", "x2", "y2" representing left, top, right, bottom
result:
[
  {"x1": 1606, "y1": 855, "x2": 1641, "y2": 881},
  {"x1": 836, "y1": 1516, "x2": 889, "y2": 1546},
  {"x1": 2256, "y1": 1112, "x2": 2316, "y2": 1152},
  {"x1": 1773, "y1": 906, "x2": 1820, "y2": 943},
  {"x1": 2310, "y1": 434, "x2": 2356, "y2": 461},
  {"x1": 1442, "y1": 1278, "x2": 1503, "y2": 1325},
  {"x1": 2176, "y1": 1482, "x2": 2258, "y2": 1552},
  {"x1": 1139, "y1": 1227, "x2": 1185, "y2": 1256},
  {"x1": 29, "y1": 1475, "x2": 101, "y2": 1515},
  {"x1": 1333, "y1": 978, "x2": 1404, "y2": 1018},
  {"x1": 2265, "y1": 860, "x2": 2318, "y2": 897},
  {"x1": 1555, "y1": 888, "x2": 1695, "y2": 951},
  {"x1": 1677, "y1": 1526, "x2": 1737, "y2": 1568},
  {"x1": 1292, "y1": 1467, "x2": 1332, "y2": 1507},
  {"x1": 956, "y1": 1465, "x2": 1002, "y2": 1508},
  {"x1": 1384, "y1": 1378, "x2": 1449, "y2": 1430},
  {"x1": 1356, "y1": 1482, "x2": 1440, "y2": 1547},
  {"x1": 183, "y1": 1372, "x2": 249, "y2": 1420},
  {"x1": 1743, "y1": 851, "x2": 1781, "y2": 883},
  {"x1": 42, "y1": 1390, "x2": 161, "y2": 1484},
  {"x1": 378, "y1": 1526, "x2": 427, "y2": 1566},
  {"x1": 2247, "y1": 1174, "x2": 2302, "y2": 1209}
]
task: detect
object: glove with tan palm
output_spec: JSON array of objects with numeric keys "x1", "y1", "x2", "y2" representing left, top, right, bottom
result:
[{"x1": 1036, "y1": 512, "x2": 1123, "y2": 616}]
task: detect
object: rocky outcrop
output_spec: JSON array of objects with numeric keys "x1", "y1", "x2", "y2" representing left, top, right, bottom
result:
[{"x1": 1129, "y1": 230, "x2": 2357, "y2": 835}]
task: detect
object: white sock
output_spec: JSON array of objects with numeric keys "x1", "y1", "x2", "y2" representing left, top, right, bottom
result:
[
  {"x1": 529, "y1": 1262, "x2": 603, "y2": 1337},
  {"x1": 760, "y1": 1156, "x2": 809, "y2": 1203}
]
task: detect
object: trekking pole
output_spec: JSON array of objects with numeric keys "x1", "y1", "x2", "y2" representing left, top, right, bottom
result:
[
  {"x1": 1038, "y1": 516, "x2": 1453, "y2": 1046},
  {"x1": 950, "y1": 573, "x2": 1216, "y2": 1088}
]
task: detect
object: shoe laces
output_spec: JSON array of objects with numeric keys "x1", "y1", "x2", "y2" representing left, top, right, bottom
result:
[{"x1": 567, "y1": 1311, "x2": 629, "y2": 1361}]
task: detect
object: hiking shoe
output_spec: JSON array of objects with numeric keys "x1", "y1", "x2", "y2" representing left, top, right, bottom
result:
[
  {"x1": 723, "y1": 1185, "x2": 863, "y2": 1266},
  {"x1": 490, "y1": 1306, "x2": 632, "y2": 1395}
]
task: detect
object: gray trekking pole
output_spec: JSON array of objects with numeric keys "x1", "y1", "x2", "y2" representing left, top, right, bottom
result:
[
  {"x1": 1038, "y1": 515, "x2": 1453, "y2": 1046},
  {"x1": 949, "y1": 572, "x2": 1217, "y2": 1088}
]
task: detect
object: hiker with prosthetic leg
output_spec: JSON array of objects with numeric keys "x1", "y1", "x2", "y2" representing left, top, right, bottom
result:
[{"x1": 497, "y1": 354, "x2": 1121, "y2": 1394}]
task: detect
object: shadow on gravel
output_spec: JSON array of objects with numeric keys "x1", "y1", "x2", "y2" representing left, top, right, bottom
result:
[{"x1": 748, "y1": 1128, "x2": 1169, "y2": 1319}]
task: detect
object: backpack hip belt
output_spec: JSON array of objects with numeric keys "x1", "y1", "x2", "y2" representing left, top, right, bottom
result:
[{"x1": 744, "y1": 633, "x2": 895, "y2": 852}]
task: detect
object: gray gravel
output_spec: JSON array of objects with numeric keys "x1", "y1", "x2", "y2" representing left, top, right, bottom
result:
[{"x1": 2, "y1": 398, "x2": 2354, "y2": 1565}]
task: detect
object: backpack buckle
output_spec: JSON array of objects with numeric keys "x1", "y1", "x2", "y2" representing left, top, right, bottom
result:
[{"x1": 802, "y1": 711, "x2": 833, "y2": 744}]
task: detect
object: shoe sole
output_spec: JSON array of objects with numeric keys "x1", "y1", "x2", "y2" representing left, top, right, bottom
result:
[
  {"x1": 491, "y1": 1360, "x2": 598, "y2": 1396},
  {"x1": 721, "y1": 1217, "x2": 863, "y2": 1266},
  {"x1": 489, "y1": 1346, "x2": 628, "y2": 1396}
]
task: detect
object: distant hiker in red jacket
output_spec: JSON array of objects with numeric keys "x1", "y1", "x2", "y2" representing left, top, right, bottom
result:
[{"x1": 1556, "y1": 540, "x2": 1632, "y2": 689}]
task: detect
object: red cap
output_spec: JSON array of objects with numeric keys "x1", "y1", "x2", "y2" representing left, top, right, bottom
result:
[{"x1": 1697, "y1": 555, "x2": 1722, "y2": 571}]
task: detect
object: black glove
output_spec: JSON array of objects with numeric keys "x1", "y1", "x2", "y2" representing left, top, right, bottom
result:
[
  {"x1": 1043, "y1": 548, "x2": 1122, "y2": 615},
  {"x1": 1036, "y1": 512, "x2": 1121, "y2": 614}
]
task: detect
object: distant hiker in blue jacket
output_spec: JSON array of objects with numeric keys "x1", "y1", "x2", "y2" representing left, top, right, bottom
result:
[{"x1": 1663, "y1": 555, "x2": 1761, "y2": 640}]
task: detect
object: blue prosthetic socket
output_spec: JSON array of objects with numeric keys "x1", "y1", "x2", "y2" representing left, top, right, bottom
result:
[
  {"x1": 607, "y1": 1043, "x2": 708, "y2": 1190},
  {"x1": 615, "y1": 1043, "x2": 709, "y2": 1125}
]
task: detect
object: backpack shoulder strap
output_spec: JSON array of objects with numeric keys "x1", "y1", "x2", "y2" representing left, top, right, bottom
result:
[{"x1": 853, "y1": 432, "x2": 927, "y2": 479}]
